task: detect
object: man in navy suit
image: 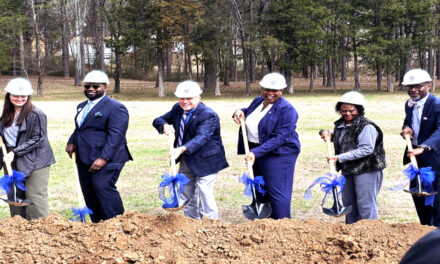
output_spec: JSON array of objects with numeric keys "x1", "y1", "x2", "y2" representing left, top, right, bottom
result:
[
  {"x1": 401, "y1": 68, "x2": 440, "y2": 226},
  {"x1": 66, "y1": 70, "x2": 132, "y2": 223},
  {"x1": 153, "y1": 80, "x2": 228, "y2": 220}
]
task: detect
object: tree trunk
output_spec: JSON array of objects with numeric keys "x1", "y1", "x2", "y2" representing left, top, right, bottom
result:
[
  {"x1": 19, "y1": 32, "x2": 27, "y2": 77},
  {"x1": 353, "y1": 38, "x2": 360, "y2": 91},
  {"x1": 215, "y1": 72, "x2": 221, "y2": 96},
  {"x1": 428, "y1": 48, "x2": 434, "y2": 77},
  {"x1": 204, "y1": 55, "x2": 217, "y2": 93},
  {"x1": 331, "y1": 58, "x2": 336, "y2": 92},
  {"x1": 437, "y1": 47, "x2": 440, "y2": 80},
  {"x1": 341, "y1": 56, "x2": 347, "y2": 81},
  {"x1": 185, "y1": 38, "x2": 193, "y2": 79},
  {"x1": 387, "y1": 74, "x2": 393, "y2": 92},
  {"x1": 326, "y1": 58, "x2": 332, "y2": 87},
  {"x1": 157, "y1": 49, "x2": 165, "y2": 97},
  {"x1": 285, "y1": 68, "x2": 293, "y2": 94},
  {"x1": 376, "y1": 66, "x2": 382, "y2": 91},
  {"x1": 12, "y1": 44, "x2": 17, "y2": 76},
  {"x1": 309, "y1": 66, "x2": 314, "y2": 92},
  {"x1": 166, "y1": 47, "x2": 172, "y2": 79},
  {"x1": 61, "y1": 0, "x2": 69, "y2": 77},
  {"x1": 322, "y1": 59, "x2": 327, "y2": 86},
  {"x1": 80, "y1": 35, "x2": 86, "y2": 80},
  {"x1": 195, "y1": 50, "x2": 199, "y2": 82},
  {"x1": 114, "y1": 51, "x2": 121, "y2": 93}
]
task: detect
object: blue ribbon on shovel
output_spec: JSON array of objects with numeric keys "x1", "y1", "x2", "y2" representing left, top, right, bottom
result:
[
  {"x1": 238, "y1": 173, "x2": 266, "y2": 198},
  {"x1": 72, "y1": 206, "x2": 94, "y2": 222},
  {"x1": 159, "y1": 172, "x2": 190, "y2": 208},
  {"x1": 304, "y1": 173, "x2": 346, "y2": 203},
  {"x1": 0, "y1": 170, "x2": 26, "y2": 195}
]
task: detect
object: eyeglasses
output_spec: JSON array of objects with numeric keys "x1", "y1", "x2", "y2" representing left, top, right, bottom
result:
[
  {"x1": 407, "y1": 83, "x2": 427, "y2": 90},
  {"x1": 262, "y1": 88, "x2": 281, "y2": 93},
  {"x1": 340, "y1": 109, "x2": 356, "y2": 114},
  {"x1": 84, "y1": 84, "x2": 101, "y2": 89}
]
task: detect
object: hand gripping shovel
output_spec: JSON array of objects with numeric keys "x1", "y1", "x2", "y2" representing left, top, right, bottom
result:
[
  {"x1": 304, "y1": 132, "x2": 351, "y2": 217},
  {"x1": 70, "y1": 152, "x2": 92, "y2": 222},
  {"x1": 0, "y1": 137, "x2": 31, "y2": 207},
  {"x1": 403, "y1": 134, "x2": 437, "y2": 198},
  {"x1": 158, "y1": 133, "x2": 190, "y2": 212},
  {"x1": 239, "y1": 118, "x2": 272, "y2": 220}
]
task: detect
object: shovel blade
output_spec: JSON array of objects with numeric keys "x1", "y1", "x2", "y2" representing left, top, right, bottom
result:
[
  {"x1": 323, "y1": 205, "x2": 352, "y2": 217},
  {"x1": 163, "y1": 199, "x2": 191, "y2": 212},
  {"x1": 0, "y1": 197, "x2": 32, "y2": 207},
  {"x1": 242, "y1": 199, "x2": 272, "y2": 220}
]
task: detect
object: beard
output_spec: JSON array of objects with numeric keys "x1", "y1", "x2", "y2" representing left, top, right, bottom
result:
[{"x1": 84, "y1": 90, "x2": 105, "y2": 100}]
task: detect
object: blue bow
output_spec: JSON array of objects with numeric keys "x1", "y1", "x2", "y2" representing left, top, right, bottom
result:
[
  {"x1": 158, "y1": 173, "x2": 190, "y2": 208},
  {"x1": 304, "y1": 173, "x2": 346, "y2": 200},
  {"x1": 238, "y1": 173, "x2": 266, "y2": 198},
  {"x1": 71, "y1": 206, "x2": 93, "y2": 222},
  {"x1": 403, "y1": 164, "x2": 435, "y2": 205},
  {"x1": 0, "y1": 170, "x2": 26, "y2": 195}
]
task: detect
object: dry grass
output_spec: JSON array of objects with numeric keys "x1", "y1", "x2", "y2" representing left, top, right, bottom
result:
[{"x1": 0, "y1": 76, "x2": 427, "y2": 224}]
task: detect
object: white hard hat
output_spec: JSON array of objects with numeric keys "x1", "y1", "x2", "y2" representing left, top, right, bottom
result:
[
  {"x1": 402, "y1": 69, "x2": 432, "y2": 85},
  {"x1": 83, "y1": 70, "x2": 110, "y2": 84},
  {"x1": 259, "y1": 72, "x2": 287, "y2": 90},
  {"x1": 5, "y1": 78, "x2": 33, "y2": 96},
  {"x1": 174, "y1": 80, "x2": 202, "y2": 98},
  {"x1": 338, "y1": 91, "x2": 365, "y2": 106}
]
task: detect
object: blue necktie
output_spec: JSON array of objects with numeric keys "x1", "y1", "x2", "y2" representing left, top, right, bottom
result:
[
  {"x1": 177, "y1": 112, "x2": 188, "y2": 147},
  {"x1": 79, "y1": 101, "x2": 93, "y2": 126},
  {"x1": 412, "y1": 104, "x2": 421, "y2": 145}
]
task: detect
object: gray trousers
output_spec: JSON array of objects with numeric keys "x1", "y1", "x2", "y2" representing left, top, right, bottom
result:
[
  {"x1": 341, "y1": 170, "x2": 383, "y2": 224},
  {"x1": 9, "y1": 166, "x2": 50, "y2": 220},
  {"x1": 178, "y1": 159, "x2": 218, "y2": 220}
]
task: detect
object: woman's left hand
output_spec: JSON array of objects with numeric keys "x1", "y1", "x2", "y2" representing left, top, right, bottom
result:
[
  {"x1": 327, "y1": 155, "x2": 338, "y2": 163},
  {"x1": 3, "y1": 151, "x2": 14, "y2": 164},
  {"x1": 245, "y1": 152, "x2": 255, "y2": 164}
]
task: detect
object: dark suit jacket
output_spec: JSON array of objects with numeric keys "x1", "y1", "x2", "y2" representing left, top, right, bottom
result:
[
  {"x1": 152, "y1": 102, "x2": 229, "y2": 177},
  {"x1": 68, "y1": 95, "x2": 132, "y2": 165},
  {"x1": 403, "y1": 93, "x2": 440, "y2": 172},
  {"x1": 237, "y1": 96, "x2": 301, "y2": 158}
]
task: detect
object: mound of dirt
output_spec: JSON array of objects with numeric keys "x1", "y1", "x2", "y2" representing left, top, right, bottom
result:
[{"x1": 0, "y1": 211, "x2": 434, "y2": 263}]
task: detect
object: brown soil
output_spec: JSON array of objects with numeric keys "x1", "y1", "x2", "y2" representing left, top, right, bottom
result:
[{"x1": 0, "y1": 211, "x2": 434, "y2": 263}]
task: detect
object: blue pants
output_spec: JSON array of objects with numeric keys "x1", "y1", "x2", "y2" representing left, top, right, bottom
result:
[
  {"x1": 253, "y1": 153, "x2": 298, "y2": 219},
  {"x1": 77, "y1": 161, "x2": 125, "y2": 223}
]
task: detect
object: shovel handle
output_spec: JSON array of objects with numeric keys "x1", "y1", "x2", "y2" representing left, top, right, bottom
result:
[
  {"x1": 71, "y1": 152, "x2": 85, "y2": 208},
  {"x1": 169, "y1": 133, "x2": 177, "y2": 176},
  {"x1": 239, "y1": 117, "x2": 255, "y2": 179},
  {"x1": 405, "y1": 134, "x2": 419, "y2": 169},
  {"x1": 324, "y1": 135, "x2": 337, "y2": 175},
  {"x1": 0, "y1": 137, "x2": 13, "y2": 176}
]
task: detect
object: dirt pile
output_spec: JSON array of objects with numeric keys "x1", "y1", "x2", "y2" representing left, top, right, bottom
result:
[{"x1": 0, "y1": 211, "x2": 434, "y2": 263}]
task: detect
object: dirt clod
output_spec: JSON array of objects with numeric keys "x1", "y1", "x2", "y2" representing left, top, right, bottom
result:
[{"x1": 0, "y1": 211, "x2": 434, "y2": 263}]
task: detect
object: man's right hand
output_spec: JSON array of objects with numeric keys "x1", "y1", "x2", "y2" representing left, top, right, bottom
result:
[
  {"x1": 320, "y1": 130, "x2": 332, "y2": 142},
  {"x1": 66, "y1": 144, "x2": 76, "y2": 158},
  {"x1": 400, "y1": 127, "x2": 413, "y2": 140},
  {"x1": 163, "y1": 124, "x2": 175, "y2": 135}
]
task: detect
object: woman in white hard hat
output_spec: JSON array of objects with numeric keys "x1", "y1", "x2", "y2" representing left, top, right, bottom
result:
[
  {"x1": 320, "y1": 91, "x2": 386, "y2": 224},
  {"x1": 0, "y1": 78, "x2": 55, "y2": 220},
  {"x1": 233, "y1": 72, "x2": 301, "y2": 219}
]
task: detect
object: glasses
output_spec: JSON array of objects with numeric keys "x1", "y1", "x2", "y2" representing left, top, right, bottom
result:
[
  {"x1": 407, "y1": 83, "x2": 427, "y2": 90},
  {"x1": 340, "y1": 109, "x2": 356, "y2": 114},
  {"x1": 84, "y1": 84, "x2": 101, "y2": 89},
  {"x1": 262, "y1": 88, "x2": 281, "y2": 93}
]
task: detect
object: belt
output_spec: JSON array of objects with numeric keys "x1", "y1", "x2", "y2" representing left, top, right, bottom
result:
[{"x1": 248, "y1": 142, "x2": 260, "y2": 149}]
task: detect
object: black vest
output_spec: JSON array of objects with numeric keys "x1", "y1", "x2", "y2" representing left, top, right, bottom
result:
[{"x1": 333, "y1": 116, "x2": 387, "y2": 175}]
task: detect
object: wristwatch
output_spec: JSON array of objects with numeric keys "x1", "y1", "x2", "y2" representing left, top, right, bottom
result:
[{"x1": 418, "y1": 145, "x2": 431, "y2": 151}]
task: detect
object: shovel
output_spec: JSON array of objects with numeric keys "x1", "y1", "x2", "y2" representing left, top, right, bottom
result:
[
  {"x1": 0, "y1": 138, "x2": 31, "y2": 207},
  {"x1": 158, "y1": 133, "x2": 190, "y2": 212},
  {"x1": 321, "y1": 134, "x2": 352, "y2": 217},
  {"x1": 70, "y1": 152, "x2": 92, "y2": 222},
  {"x1": 403, "y1": 134, "x2": 437, "y2": 197},
  {"x1": 239, "y1": 118, "x2": 272, "y2": 220}
]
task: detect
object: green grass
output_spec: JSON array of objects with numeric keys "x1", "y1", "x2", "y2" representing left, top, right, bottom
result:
[{"x1": 0, "y1": 76, "x2": 427, "y2": 224}]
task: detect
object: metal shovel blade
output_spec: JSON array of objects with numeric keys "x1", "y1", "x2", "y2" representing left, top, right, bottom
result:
[
  {"x1": 242, "y1": 187, "x2": 272, "y2": 220},
  {"x1": 323, "y1": 186, "x2": 352, "y2": 217},
  {"x1": 0, "y1": 197, "x2": 32, "y2": 207},
  {"x1": 163, "y1": 199, "x2": 191, "y2": 212},
  {"x1": 404, "y1": 174, "x2": 438, "y2": 197}
]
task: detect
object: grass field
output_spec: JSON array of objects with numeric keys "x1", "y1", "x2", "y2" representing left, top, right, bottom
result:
[{"x1": 0, "y1": 76, "x2": 430, "y2": 224}]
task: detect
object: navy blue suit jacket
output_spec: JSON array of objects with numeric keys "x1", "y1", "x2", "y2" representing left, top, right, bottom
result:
[
  {"x1": 403, "y1": 94, "x2": 440, "y2": 172},
  {"x1": 237, "y1": 96, "x2": 301, "y2": 158},
  {"x1": 153, "y1": 102, "x2": 229, "y2": 177},
  {"x1": 68, "y1": 95, "x2": 132, "y2": 165}
]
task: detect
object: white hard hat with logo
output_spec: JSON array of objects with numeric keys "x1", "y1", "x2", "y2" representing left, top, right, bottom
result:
[
  {"x1": 402, "y1": 69, "x2": 432, "y2": 86},
  {"x1": 338, "y1": 91, "x2": 365, "y2": 106},
  {"x1": 259, "y1": 72, "x2": 287, "y2": 90},
  {"x1": 174, "y1": 80, "x2": 202, "y2": 98},
  {"x1": 83, "y1": 70, "x2": 110, "y2": 84},
  {"x1": 5, "y1": 78, "x2": 34, "y2": 96}
]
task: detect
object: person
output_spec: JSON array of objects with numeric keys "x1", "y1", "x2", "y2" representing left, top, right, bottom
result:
[
  {"x1": 0, "y1": 78, "x2": 55, "y2": 220},
  {"x1": 320, "y1": 91, "x2": 386, "y2": 224},
  {"x1": 152, "y1": 80, "x2": 228, "y2": 220},
  {"x1": 66, "y1": 70, "x2": 132, "y2": 223},
  {"x1": 232, "y1": 72, "x2": 300, "y2": 219},
  {"x1": 400, "y1": 68, "x2": 440, "y2": 226},
  {"x1": 400, "y1": 228, "x2": 440, "y2": 264}
]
